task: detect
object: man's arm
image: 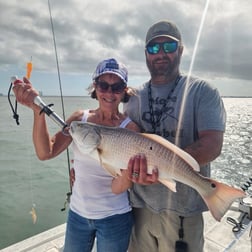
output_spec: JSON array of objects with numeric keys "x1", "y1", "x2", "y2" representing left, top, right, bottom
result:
[{"x1": 184, "y1": 130, "x2": 224, "y2": 166}]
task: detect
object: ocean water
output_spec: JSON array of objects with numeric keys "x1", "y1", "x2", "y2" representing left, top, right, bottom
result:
[{"x1": 0, "y1": 96, "x2": 252, "y2": 249}]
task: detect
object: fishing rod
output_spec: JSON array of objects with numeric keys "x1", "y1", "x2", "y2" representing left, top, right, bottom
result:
[
  {"x1": 48, "y1": 0, "x2": 72, "y2": 211},
  {"x1": 10, "y1": 76, "x2": 68, "y2": 130},
  {"x1": 47, "y1": 0, "x2": 72, "y2": 209}
]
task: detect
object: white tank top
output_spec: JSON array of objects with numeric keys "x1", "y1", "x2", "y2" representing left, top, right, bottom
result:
[{"x1": 70, "y1": 110, "x2": 132, "y2": 219}]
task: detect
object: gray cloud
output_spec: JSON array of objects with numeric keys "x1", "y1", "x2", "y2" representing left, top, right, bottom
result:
[{"x1": 1, "y1": 0, "x2": 252, "y2": 84}]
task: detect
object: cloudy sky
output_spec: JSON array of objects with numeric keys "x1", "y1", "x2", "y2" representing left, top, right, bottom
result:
[{"x1": 1, "y1": 0, "x2": 252, "y2": 96}]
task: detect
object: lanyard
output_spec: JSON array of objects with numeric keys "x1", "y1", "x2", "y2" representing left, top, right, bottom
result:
[{"x1": 148, "y1": 75, "x2": 181, "y2": 133}]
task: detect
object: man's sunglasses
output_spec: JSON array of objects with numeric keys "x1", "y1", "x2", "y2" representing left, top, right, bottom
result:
[
  {"x1": 95, "y1": 80, "x2": 126, "y2": 94},
  {"x1": 146, "y1": 41, "x2": 178, "y2": 54}
]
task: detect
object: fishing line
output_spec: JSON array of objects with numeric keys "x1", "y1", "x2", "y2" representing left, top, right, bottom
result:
[
  {"x1": 28, "y1": 153, "x2": 37, "y2": 224},
  {"x1": 7, "y1": 57, "x2": 37, "y2": 224},
  {"x1": 26, "y1": 58, "x2": 37, "y2": 224},
  {"x1": 175, "y1": 0, "x2": 210, "y2": 146},
  {"x1": 26, "y1": 57, "x2": 38, "y2": 224},
  {"x1": 48, "y1": 0, "x2": 72, "y2": 208}
]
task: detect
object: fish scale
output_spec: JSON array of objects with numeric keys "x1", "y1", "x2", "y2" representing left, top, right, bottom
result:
[
  {"x1": 100, "y1": 129, "x2": 156, "y2": 165},
  {"x1": 99, "y1": 127, "x2": 196, "y2": 181}
]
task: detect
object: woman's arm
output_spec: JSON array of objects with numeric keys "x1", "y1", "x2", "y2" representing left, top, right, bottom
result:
[
  {"x1": 112, "y1": 169, "x2": 132, "y2": 194},
  {"x1": 12, "y1": 77, "x2": 82, "y2": 160},
  {"x1": 32, "y1": 109, "x2": 84, "y2": 160}
]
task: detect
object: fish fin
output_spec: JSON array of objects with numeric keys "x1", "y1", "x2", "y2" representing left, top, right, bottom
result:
[
  {"x1": 159, "y1": 178, "x2": 177, "y2": 192},
  {"x1": 142, "y1": 133, "x2": 200, "y2": 172},
  {"x1": 96, "y1": 148, "x2": 121, "y2": 177},
  {"x1": 89, "y1": 149, "x2": 102, "y2": 162},
  {"x1": 201, "y1": 178, "x2": 246, "y2": 221},
  {"x1": 102, "y1": 162, "x2": 119, "y2": 177}
]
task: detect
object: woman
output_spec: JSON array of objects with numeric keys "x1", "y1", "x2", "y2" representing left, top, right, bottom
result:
[{"x1": 12, "y1": 58, "x2": 139, "y2": 252}]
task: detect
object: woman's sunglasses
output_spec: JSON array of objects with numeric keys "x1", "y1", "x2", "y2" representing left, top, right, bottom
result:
[
  {"x1": 146, "y1": 41, "x2": 178, "y2": 54},
  {"x1": 95, "y1": 80, "x2": 126, "y2": 94}
]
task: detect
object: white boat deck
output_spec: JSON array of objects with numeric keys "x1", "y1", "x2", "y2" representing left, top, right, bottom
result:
[{"x1": 1, "y1": 201, "x2": 251, "y2": 252}]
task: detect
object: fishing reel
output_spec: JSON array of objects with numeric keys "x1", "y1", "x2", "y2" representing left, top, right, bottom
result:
[
  {"x1": 61, "y1": 192, "x2": 72, "y2": 211},
  {"x1": 226, "y1": 198, "x2": 252, "y2": 233},
  {"x1": 226, "y1": 178, "x2": 252, "y2": 233},
  {"x1": 239, "y1": 177, "x2": 252, "y2": 220},
  {"x1": 241, "y1": 177, "x2": 252, "y2": 194},
  {"x1": 239, "y1": 199, "x2": 252, "y2": 220}
]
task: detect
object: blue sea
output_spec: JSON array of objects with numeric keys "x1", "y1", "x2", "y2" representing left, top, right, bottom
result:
[{"x1": 0, "y1": 96, "x2": 252, "y2": 249}]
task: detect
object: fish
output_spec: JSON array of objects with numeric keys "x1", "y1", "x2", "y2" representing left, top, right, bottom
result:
[{"x1": 69, "y1": 121, "x2": 245, "y2": 221}]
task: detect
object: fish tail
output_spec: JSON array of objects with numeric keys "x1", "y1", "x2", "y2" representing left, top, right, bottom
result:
[{"x1": 202, "y1": 179, "x2": 245, "y2": 221}]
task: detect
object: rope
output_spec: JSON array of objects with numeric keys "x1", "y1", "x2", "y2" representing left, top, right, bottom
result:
[{"x1": 7, "y1": 83, "x2": 20, "y2": 125}]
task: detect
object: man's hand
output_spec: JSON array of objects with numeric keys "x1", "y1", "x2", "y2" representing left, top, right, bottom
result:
[{"x1": 128, "y1": 154, "x2": 158, "y2": 185}]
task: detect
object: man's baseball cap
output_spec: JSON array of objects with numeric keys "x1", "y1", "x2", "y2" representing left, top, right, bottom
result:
[
  {"x1": 92, "y1": 58, "x2": 128, "y2": 84},
  {"x1": 145, "y1": 20, "x2": 181, "y2": 45}
]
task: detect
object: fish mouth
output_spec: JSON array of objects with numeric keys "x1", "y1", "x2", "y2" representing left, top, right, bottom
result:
[
  {"x1": 70, "y1": 124, "x2": 74, "y2": 134},
  {"x1": 69, "y1": 122, "x2": 78, "y2": 135},
  {"x1": 69, "y1": 121, "x2": 83, "y2": 136}
]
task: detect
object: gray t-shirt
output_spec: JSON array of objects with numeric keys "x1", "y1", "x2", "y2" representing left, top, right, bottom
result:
[{"x1": 124, "y1": 75, "x2": 226, "y2": 216}]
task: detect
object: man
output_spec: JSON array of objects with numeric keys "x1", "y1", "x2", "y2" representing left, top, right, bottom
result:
[{"x1": 124, "y1": 20, "x2": 226, "y2": 252}]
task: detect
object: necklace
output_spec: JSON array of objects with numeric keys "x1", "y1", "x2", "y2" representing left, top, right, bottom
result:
[{"x1": 148, "y1": 75, "x2": 181, "y2": 133}]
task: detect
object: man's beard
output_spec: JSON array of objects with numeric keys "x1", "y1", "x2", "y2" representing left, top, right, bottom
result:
[{"x1": 147, "y1": 55, "x2": 179, "y2": 79}]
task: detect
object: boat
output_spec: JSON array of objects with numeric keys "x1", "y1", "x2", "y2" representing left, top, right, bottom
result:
[{"x1": 1, "y1": 199, "x2": 251, "y2": 252}]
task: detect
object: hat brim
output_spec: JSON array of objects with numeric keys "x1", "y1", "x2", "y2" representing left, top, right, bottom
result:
[
  {"x1": 146, "y1": 34, "x2": 180, "y2": 45},
  {"x1": 94, "y1": 71, "x2": 127, "y2": 84}
]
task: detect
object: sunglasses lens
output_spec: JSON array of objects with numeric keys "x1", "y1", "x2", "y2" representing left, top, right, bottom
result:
[
  {"x1": 163, "y1": 42, "x2": 178, "y2": 53},
  {"x1": 96, "y1": 81, "x2": 125, "y2": 94},
  {"x1": 96, "y1": 81, "x2": 109, "y2": 92},
  {"x1": 111, "y1": 82, "x2": 126, "y2": 93},
  {"x1": 146, "y1": 43, "x2": 160, "y2": 54},
  {"x1": 146, "y1": 42, "x2": 178, "y2": 54}
]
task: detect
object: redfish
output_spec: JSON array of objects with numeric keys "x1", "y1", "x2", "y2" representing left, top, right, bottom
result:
[{"x1": 69, "y1": 121, "x2": 245, "y2": 221}]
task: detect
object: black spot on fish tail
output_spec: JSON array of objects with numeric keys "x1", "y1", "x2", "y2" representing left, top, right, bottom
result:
[{"x1": 211, "y1": 183, "x2": 216, "y2": 188}]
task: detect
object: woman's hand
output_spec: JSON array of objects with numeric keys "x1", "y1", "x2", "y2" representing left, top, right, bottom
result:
[
  {"x1": 12, "y1": 77, "x2": 39, "y2": 109},
  {"x1": 128, "y1": 154, "x2": 159, "y2": 185}
]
